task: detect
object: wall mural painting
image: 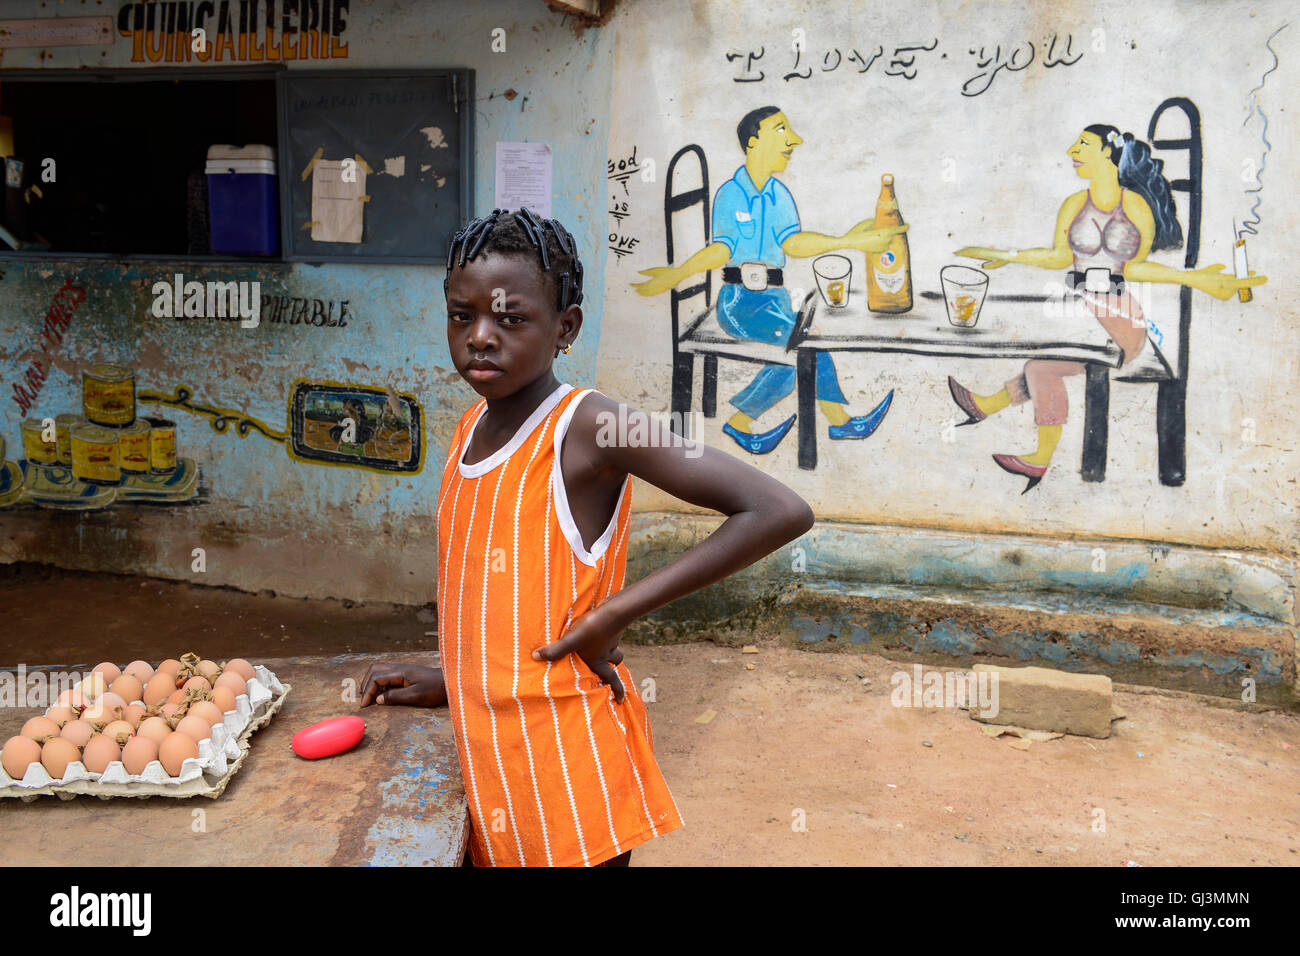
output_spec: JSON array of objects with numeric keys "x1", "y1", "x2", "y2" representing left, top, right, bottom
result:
[
  {"x1": 633, "y1": 95, "x2": 1269, "y2": 487},
  {"x1": 288, "y1": 381, "x2": 422, "y2": 470},
  {"x1": 140, "y1": 379, "x2": 424, "y2": 472},
  {"x1": 3, "y1": 361, "x2": 199, "y2": 511},
  {"x1": 2, "y1": 364, "x2": 424, "y2": 511},
  {"x1": 634, "y1": 107, "x2": 907, "y2": 457}
]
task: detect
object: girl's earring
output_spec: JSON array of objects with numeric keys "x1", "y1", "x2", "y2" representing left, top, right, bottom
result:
[{"x1": 562, "y1": 344, "x2": 572, "y2": 354}]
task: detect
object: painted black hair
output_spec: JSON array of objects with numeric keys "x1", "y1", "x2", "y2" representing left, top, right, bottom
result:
[
  {"x1": 737, "y1": 106, "x2": 782, "y2": 152},
  {"x1": 1084, "y1": 124, "x2": 1183, "y2": 252},
  {"x1": 443, "y1": 207, "x2": 584, "y2": 312}
]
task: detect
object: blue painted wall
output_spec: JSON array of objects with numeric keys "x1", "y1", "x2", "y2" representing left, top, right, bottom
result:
[{"x1": 0, "y1": 0, "x2": 617, "y2": 603}]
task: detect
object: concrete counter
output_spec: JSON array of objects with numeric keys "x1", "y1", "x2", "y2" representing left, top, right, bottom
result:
[{"x1": 0, "y1": 653, "x2": 467, "y2": 866}]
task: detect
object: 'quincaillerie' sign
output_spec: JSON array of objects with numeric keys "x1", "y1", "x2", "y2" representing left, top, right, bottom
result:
[{"x1": 116, "y1": 1, "x2": 350, "y2": 63}]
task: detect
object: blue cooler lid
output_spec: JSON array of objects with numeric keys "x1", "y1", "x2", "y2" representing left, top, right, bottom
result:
[{"x1": 207, "y1": 144, "x2": 276, "y2": 162}]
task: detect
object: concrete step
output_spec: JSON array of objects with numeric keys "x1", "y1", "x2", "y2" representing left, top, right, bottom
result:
[
  {"x1": 628, "y1": 579, "x2": 1295, "y2": 705},
  {"x1": 624, "y1": 514, "x2": 1298, "y2": 705}
]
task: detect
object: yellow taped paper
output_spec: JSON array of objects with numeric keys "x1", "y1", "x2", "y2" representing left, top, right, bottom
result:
[
  {"x1": 309, "y1": 159, "x2": 365, "y2": 243},
  {"x1": 300, "y1": 146, "x2": 324, "y2": 182}
]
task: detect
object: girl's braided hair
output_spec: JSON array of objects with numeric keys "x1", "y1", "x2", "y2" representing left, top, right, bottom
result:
[{"x1": 444, "y1": 207, "x2": 585, "y2": 311}]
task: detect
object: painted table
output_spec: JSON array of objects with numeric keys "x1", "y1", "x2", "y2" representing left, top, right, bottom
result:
[
  {"x1": 0, "y1": 652, "x2": 468, "y2": 866},
  {"x1": 675, "y1": 286, "x2": 1173, "y2": 472}
]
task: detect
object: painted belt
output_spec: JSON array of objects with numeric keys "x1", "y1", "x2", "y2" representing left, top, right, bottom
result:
[
  {"x1": 722, "y1": 264, "x2": 784, "y2": 290},
  {"x1": 1068, "y1": 269, "x2": 1125, "y2": 296}
]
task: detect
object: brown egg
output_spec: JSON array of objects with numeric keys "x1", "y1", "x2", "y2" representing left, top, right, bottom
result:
[
  {"x1": 91, "y1": 661, "x2": 122, "y2": 683},
  {"x1": 121, "y1": 736, "x2": 159, "y2": 775},
  {"x1": 161, "y1": 702, "x2": 181, "y2": 719},
  {"x1": 223, "y1": 658, "x2": 256, "y2": 683},
  {"x1": 183, "y1": 676, "x2": 212, "y2": 694},
  {"x1": 123, "y1": 703, "x2": 147, "y2": 728},
  {"x1": 175, "y1": 715, "x2": 212, "y2": 742},
  {"x1": 159, "y1": 732, "x2": 198, "y2": 776},
  {"x1": 82, "y1": 734, "x2": 121, "y2": 773},
  {"x1": 123, "y1": 660, "x2": 154, "y2": 684},
  {"x1": 157, "y1": 658, "x2": 182, "y2": 676},
  {"x1": 82, "y1": 692, "x2": 126, "y2": 725},
  {"x1": 188, "y1": 701, "x2": 224, "y2": 727},
  {"x1": 2, "y1": 736, "x2": 42, "y2": 780},
  {"x1": 102, "y1": 720, "x2": 134, "y2": 746},
  {"x1": 56, "y1": 688, "x2": 80, "y2": 709},
  {"x1": 44, "y1": 705, "x2": 76, "y2": 728},
  {"x1": 166, "y1": 689, "x2": 187, "y2": 706},
  {"x1": 60, "y1": 719, "x2": 95, "y2": 748},
  {"x1": 211, "y1": 687, "x2": 238, "y2": 713},
  {"x1": 109, "y1": 674, "x2": 143, "y2": 705},
  {"x1": 137, "y1": 717, "x2": 171, "y2": 746},
  {"x1": 213, "y1": 671, "x2": 247, "y2": 697},
  {"x1": 41, "y1": 737, "x2": 82, "y2": 779},
  {"x1": 196, "y1": 660, "x2": 220, "y2": 682},
  {"x1": 78, "y1": 672, "x2": 107, "y2": 702},
  {"x1": 144, "y1": 674, "x2": 174, "y2": 706},
  {"x1": 21, "y1": 716, "x2": 61, "y2": 743}
]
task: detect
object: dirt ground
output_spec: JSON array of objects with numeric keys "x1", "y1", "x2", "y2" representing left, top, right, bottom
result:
[{"x1": 3, "y1": 566, "x2": 1297, "y2": 866}]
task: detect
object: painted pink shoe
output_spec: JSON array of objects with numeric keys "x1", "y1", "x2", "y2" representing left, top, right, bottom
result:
[
  {"x1": 992, "y1": 454, "x2": 1048, "y2": 494},
  {"x1": 947, "y1": 376, "x2": 987, "y2": 426}
]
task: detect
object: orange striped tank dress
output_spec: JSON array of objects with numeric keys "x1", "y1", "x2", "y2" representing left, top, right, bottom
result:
[{"x1": 436, "y1": 380, "x2": 684, "y2": 866}]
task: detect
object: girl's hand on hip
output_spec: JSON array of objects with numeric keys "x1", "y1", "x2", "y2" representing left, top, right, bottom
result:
[{"x1": 532, "y1": 607, "x2": 627, "y2": 703}]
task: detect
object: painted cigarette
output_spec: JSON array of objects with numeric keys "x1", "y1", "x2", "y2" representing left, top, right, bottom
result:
[{"x1": 1234, "y1": 237, "x2": 1252, "y2": 303}]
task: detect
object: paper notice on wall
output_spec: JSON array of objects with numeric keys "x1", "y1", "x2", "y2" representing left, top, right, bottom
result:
[
  {"x1": 495, "y1": 142, "x2": 552, "y2": 218},
  {"x1": 310, "y1": 159, "x2": 367, "y2": 243}
]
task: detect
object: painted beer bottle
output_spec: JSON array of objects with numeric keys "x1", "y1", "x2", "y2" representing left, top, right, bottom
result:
[{"x1": 866, "y1": 174, "x2": 913, "y2": 313}]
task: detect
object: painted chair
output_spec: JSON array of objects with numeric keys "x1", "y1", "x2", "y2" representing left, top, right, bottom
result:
[
  {"x1": 1107, "y1": 96, "x2": 1202, "y2": 487},
  {"x1": 664, "y1": 144, "x2": 715, "y2": 437}
]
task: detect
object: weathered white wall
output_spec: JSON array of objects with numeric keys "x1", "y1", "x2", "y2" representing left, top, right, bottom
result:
[{"x1": 600, "y1": 0, "x2": 1297, "y2": 555}]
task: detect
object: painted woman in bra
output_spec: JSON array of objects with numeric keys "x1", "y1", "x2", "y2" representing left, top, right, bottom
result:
[{"x1": 946, "y1": 124, "x2": 1266, "y2": 492}]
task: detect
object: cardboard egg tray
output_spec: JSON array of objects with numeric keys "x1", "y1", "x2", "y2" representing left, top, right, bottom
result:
[{"x1": 0, "y1": 665, "x2": 290, "y2": 801}]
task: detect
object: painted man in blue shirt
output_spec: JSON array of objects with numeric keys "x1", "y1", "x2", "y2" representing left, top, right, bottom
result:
[{"x1": 636, "y1": 106, "x2": 907, "y2": 453}]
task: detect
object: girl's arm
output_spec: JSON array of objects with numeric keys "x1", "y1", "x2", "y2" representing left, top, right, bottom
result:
[
  {"x1": 533, "y1": 393, "x2": 815, "y2": 699},
  {"x1": 1120, "y1": 191, "x2": 1267, "y2": 299},
  {"x1": 581, "y1": 394, "x2": 814, "y2": 627},
  {"x1": 955, "y1": 191, "x2": 1085, "y2": 271}
]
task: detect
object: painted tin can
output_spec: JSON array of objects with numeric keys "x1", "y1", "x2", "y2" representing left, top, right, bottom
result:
[
  {"x1": 82, "y1": 363, "x2": 135, "y2": 427},
  {"x1": 119, "y1": 419, "x2": 151, "y2": 474},
  {"x1": 146, "y1": 417, "x2": 177, "y2": 474},
  {"x1": 55, "y1": 413, "x2": 86, "y2": 466},
  {"x1": 70, "y1": 423, "x2": 121, "y2": 485},
  {"x1": 20, "y1": 418, "x2": 58, "y2": 465}
]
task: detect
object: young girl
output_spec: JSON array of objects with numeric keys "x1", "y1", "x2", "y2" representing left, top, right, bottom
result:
[{"x1": 360, "y1": 207, "x2": 815, "y2": 867}]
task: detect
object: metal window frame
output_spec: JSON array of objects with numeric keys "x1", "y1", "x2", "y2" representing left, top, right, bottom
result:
[{"x1": 275, "y1": 67, "x2": 474, "y2": 265}]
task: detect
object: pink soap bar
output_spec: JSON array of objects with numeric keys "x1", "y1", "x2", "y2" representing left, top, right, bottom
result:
[{"x1": 291, "y1": 715, "x2": 366, "y2": 759}]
